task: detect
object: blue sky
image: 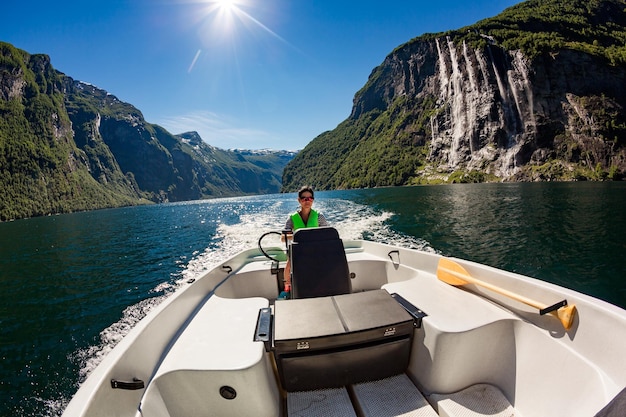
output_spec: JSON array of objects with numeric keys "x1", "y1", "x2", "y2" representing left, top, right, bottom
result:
[{"x1": 2, "y1": 0, "x2": 520, "y2": 150}]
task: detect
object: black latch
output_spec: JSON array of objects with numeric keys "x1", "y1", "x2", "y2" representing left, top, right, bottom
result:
[
  {"x1": 110, "y1": 378, "x2": 145, "y2": 390},
  {"x1": 391, "y1": 293, "x2": 428, "y2": 328},
  {"x1": 254, "y1": 307, "x2": 273, "y2": 351},
  {"x1": 539, "y1": 299, "x2": 568, "y2": 315}
]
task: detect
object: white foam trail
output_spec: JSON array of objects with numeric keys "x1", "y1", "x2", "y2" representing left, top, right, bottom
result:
[
  {"x1": 71, "y1": 196, "x2": 433, "y2": 388},
  {"x1": 74, "y1": 297, "x2": 164, "y2": 383}
]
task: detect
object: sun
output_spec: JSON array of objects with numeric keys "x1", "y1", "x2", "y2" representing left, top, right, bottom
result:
[
  {"x1": 214, "y1": 0, "x2": 238, "y2": 12},
  {"x1": 215, "y1": 0, "x2": 237, "y2": 10},
  {"x1": 192, "y1": 0, "x2": 244, "y2": 40},
  {"x1": 186, "y1": 0, "x2": 293, "y2": 72},
  {"x1": 194, "y1": 0, "x2": 286, "y2": 43}
]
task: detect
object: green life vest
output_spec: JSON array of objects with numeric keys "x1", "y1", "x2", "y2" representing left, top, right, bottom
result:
[{"x1": 291, "y1": 209, "x2": 319, "y2": 231}]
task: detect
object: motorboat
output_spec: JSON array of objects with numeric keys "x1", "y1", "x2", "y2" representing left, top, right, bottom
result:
[{"x1": 62, "y1": 227, "x2": 626, "y2": 416}]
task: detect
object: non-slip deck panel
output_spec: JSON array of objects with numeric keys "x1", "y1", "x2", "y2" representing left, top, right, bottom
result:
[
  {"x1": 429, "y1": 384, "x2": 518, "y2": 417},
  {"x1": 287, "y1": 388, "x2": 357, "y2": 417},
  {"x1": 286, "y1": 374, "x2": 439, "y2": 417},
  {"x1": 286, "y1": 378, "x2": 516, "y2": 417},
  {"x1": 353, "y1": 374, "x2": 439, "y2": 417}
]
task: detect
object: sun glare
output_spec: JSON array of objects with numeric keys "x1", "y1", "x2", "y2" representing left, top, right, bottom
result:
[
  {"x1": 197, "y1": 0, "x2": 246, "y2": 34},
  {"x1": 187, "y1": 0, "x2": 294, "y2": 73},
  {"x1": 215, "y1": 0, "x2": 238, "y2": 12}
]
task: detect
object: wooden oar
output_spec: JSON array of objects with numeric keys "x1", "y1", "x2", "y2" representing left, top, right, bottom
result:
[{"x1": 437, "y1": 258, "x2": 577, "y2": 330}]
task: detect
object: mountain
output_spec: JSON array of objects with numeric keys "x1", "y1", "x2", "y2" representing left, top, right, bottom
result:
[
  {"x1": 175, "y1": 131, "x2": 296, "y2": 196},
  {"x1": 282, "y1": 0, "x2": 626, "y2": 190},
  {"x1": 0, "y1": 42, "x2": 295, "y2": 221}
]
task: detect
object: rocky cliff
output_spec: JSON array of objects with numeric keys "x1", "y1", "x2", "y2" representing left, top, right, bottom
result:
[
  {"x1": 0, "y1": 42, "x2": 294, "y2": 221},
  {"x1": 282, "y1": 0, "x2": 626, "y2": 189}
]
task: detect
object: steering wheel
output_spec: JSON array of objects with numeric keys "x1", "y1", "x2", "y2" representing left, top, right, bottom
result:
[{"x1": 257, "y1": 231, "x2": 287, "y2": 262}]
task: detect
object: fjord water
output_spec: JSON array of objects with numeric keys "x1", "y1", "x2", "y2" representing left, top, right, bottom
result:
[{"x1": 1, "y1": 182, "x2": 625, "y2": 416}]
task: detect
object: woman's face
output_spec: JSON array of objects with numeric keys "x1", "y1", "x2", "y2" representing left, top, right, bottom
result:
[{"x1": 298, "y1": 192, "x2": 314, "y2": 208}]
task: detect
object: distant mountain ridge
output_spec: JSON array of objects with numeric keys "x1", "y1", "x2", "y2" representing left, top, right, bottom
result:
[
  {"x1": 282, "y1": 0, "x2": 626, "y2": 190},
  {"x1": 0, "y1": 42, "x2": 295, "y2": 221}
]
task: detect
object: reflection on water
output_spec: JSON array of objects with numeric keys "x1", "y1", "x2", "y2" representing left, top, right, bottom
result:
[{"x1": 346, "y1": 182, "x2": 626, "y2": 309}]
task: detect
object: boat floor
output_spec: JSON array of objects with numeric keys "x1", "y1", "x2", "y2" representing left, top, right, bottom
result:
[{"x1": 286, "y1": 373, "x2": 518, "y2": 417}]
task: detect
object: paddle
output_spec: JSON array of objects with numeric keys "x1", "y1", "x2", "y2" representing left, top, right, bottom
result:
[{"x1": 437, "y1": 258, "x2": 577, "y2": 330}]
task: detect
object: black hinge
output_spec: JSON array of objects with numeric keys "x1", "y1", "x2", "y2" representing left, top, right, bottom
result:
[
  {"x1": 254, "y1": 307, "x2": 273, "y2": 352},
  {"x1": 110, "y1": 378, "x2": 145, "y2": 390},
  {"x1": 539, "y1": 299, "x2": 568, "y2": 315},
  {"x1": 391, "y1": 293, "x2": 428, "y2": 328}
]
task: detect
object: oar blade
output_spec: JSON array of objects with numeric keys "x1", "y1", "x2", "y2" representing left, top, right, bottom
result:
[
  {"x1": 557, "y1": 304, "x2": 577, "y2": 330},
  {"x1": 437, "y1": 258, "x2": 470, "y2": 286}
]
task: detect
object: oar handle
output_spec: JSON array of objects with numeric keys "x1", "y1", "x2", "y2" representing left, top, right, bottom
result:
[{"x1": 439, "y1": 266, "x2": 544, "y2": 310}]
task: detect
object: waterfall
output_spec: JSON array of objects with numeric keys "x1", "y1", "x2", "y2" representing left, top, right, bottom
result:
[
  {"x1": 435, "y1": 38, "x2": 449, "y2": 99},
  {"x1": 429, "y1": 38, "x2": 537, "y2": 176},
  {"x1": 430, "y1": 116, "x2": 435, "y2": 143},
  {"x1": 507, "y1": 71, "x2": 526, "y2": 134},
  {"x1": 474, "y1": 46, "x2": 491, "y2": 87},
  {"x1": 462, "y1": 41, "x2": 477, "y2": 91},
  {"x1": 487, "y1": 46, "x2": 509, "y2": 108},
  {"x1": 486, "y1": 44, "x2": 521, "y2": 144},
  {"x1": 511, "y1": 52, "x2": 536, "y2": 133},
  {"x1": 463, "y1": 41, "x2": 478, "y2": 154},
  {"x1": 446, "y1": 37, "x2": 466, "y2": 166}
]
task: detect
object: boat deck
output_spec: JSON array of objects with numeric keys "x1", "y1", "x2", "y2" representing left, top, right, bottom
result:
[
  {"x1": 61, "y1": 239, "x2": 626, "y2": 417},
  {"x1": 287, "y1": 373, "x2": 517, "y2": 417}
]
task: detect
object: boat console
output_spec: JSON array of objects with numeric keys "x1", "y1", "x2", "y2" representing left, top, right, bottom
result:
[
  {"x1": 255, "y1": 227, "x2": 426, "y2": 392},
  {"x1": 268, "y1": 289, "x2": 418, "y2": 391}
]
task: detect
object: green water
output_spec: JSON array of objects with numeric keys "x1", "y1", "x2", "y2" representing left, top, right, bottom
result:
[
  {"x1": 0, "y1": 182, "x2": 624, "y2": 416},
  {"x1": 347, "y1": 182, "x2": 626, "y2": 307}
]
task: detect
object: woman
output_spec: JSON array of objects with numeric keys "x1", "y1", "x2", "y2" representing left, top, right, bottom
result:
[
  {"x1": 280, "y1": 186, "x2": 328, "y2": 298},
  {"x1": 284, "y1": 185, "x2": 328, "y2": 231}
]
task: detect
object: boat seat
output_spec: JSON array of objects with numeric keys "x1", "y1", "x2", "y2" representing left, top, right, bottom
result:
[
  {"x1": 139, "y1": 296, "x2": 279, "y2": 417},
  {"x1": 290, "y1": 227, "x2": 351, "y2": 299}
]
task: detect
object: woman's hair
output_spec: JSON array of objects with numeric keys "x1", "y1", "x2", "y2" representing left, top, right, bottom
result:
[{"x1": 298, "y1": 185, "x2": 314, "y2": 198}]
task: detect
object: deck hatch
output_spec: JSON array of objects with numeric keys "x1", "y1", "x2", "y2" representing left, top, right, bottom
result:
[{"x1": 271, "y1": 289, "x2": 415, "y2": 391}]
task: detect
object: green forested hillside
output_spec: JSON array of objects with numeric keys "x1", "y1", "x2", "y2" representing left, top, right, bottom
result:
[
  {"x1": 468, "y1": 0, "x2": 626, "y2": 63},
  {"x1": 0, "y1": 42, "x2": 294, "y2": 221},
  {"x1": 0, "y1": 43, "x2": 143, "y2": 220}
]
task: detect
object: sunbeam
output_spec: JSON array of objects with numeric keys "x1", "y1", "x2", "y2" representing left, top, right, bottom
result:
[
  {"x1": 189, "y1": 0, "x2": 297, "y2": 60},
  {"x1": 187, "y1": 49, "x2": 202, "y2": 73}
]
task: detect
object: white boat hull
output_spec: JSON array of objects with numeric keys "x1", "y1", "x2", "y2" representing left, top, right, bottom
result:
[{"x1": 62, "y1": 237, "x2": 626, "y2": 417}]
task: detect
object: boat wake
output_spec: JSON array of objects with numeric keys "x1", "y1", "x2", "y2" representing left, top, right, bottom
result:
[{"x1": 64, "y1": 196, "x2": 434, "y2": 414}]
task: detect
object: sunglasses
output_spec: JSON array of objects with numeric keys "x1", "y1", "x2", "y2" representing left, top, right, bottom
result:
[{"x1": 299, "y1": 196, "x2": 314, "y2": 202}]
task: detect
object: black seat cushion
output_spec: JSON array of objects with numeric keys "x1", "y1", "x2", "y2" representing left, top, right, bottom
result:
[{"x1": 290, "y1": 227, "x2": 351, "y2": 299}]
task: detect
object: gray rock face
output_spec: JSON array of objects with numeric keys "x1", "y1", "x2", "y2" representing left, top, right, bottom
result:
[{"x1": 352, "y1": 37, "x2": 626, "y2": 180}]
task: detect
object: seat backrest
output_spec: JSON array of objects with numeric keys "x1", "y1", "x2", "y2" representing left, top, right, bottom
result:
[{"x1": 290, "y1": 227, "x2": 351, "y2": 299}]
